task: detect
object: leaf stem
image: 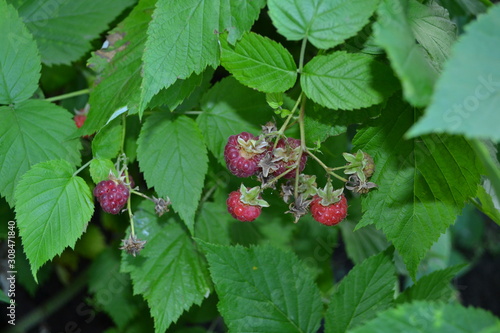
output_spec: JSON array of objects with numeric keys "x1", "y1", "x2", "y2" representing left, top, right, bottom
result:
[
  {"x1": 274, "y1": 93, "x2": 303, "y2": 150},
  {"x1": 73, "y1": 159, "x2": 92, "y2": 177},
  {"x1": 298, "y1": 37, "x2": 308, "y2": 73},
  {"x1": 294, "y1": 96, "x2": 307, "y2": 198},
  {"x1": 44, "y1": 89, "x2": 90, "y2": 103}
]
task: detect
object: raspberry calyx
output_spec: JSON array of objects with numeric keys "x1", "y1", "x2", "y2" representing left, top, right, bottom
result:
[
  {"x1": 310, "y1": 182, "x2": 348, "y2": 226},
  {"x1": 226, "y1": 185, "x2": 269, "y2": 222},
  {"x1": 272, "y1": 137, "x2": 307, "y2": 179},
  {"x1": 224, "y1": 132, "x2": 268, "y2": 177}
]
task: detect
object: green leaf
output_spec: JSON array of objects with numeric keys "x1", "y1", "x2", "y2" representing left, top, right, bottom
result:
[
  {"x1": 140, "y1": 0, "x2": 266, "y2": 110},
  {"x1": 396, "y1": 264, "x2": 465, "y2": 304},
  {"x1": 325, "y1": 250, "x2": 396, "y2": 333},
  {"x1": 82, "y1": 0, "x2": 155, "y2": 136},
  {"x1": 373, "y1": 0, "x2": 438, "y2": 107},
  {"x1": 477, "y1": 183, "x2": 500, "y2": 226},
  {"x1": 304, "y1": 103, "x2": 383, "y2": 145},
  {"x1": 12, "y1": 0, "x2": 134, "y2": 65},
  {"x1": 407, "y1": 0, "x2": 456, "y2": 72},
  {"x1": 0, "y1": 100, "x2": 81, "y2": 206},
  {"x1": 339, "y1": 220, "x2": 389, "y2": 265},
  {"x1": 0, "y1": 1, "x2": 41, "y2": 104},
  {"x1": 220, "y1": 32, "x2": 297, "y2": 93},
  {"x1": 15, "y1": 160, "x2": 94, "y2": 277},
  {"x1": 92, "y1": 122, "x2": 122, "y2": 159},
  {"x1": 268, "y1": 0, "x2": 380, "y2": 49},
  {"x1": 88, "y1": 248, "x2": 141, "y2": 329},
  {"x1": 301, "y1": 51, "x2": 398, "y2": 110},
  {"x1": 137, "y1": 114, "x2": 208, "y2": 233},
  {"x1": 89, "y1": 158, "x2": 115, "y2": 184},
  {"x1": 195, "y1": 202, "x2": 232, "y2": 245},
  {"x1": 353, "y1": 96, "x2": 482, "y2": 279},
  {"x1": 350, "y1": 301, "x2": 500, "y2": 333},
  {"x1": 148, "y1": 71, "x2": 207, "y2": 111},
  {"x1": 407, "y1": 5, "x2": 500, "y2": 141},
  {"x1": 122, "y1": 211, "x2": 211, "y2": 332},
  {"x1": 197, "y1": 76, "x2": 272, "y2": 164},
  {"x1": 200, "y1": 242, "x2": 322, "y2": 333}
]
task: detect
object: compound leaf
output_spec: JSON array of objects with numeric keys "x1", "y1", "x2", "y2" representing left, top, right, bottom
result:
[
  {"x1": 350, "y1": 301, "x2": 500, "y2": 333},
  {"x1": 268, "y1": 0, "x2": 380, "y2": 49},
  {"x1": 200, "y1": 242, "x2": 322, "y2": 333},
  {"x1": 137, "y1": 114, "x2": 208, "y2": 233},
  {"x1": 220, "y1": 32, "x2": 297, "y2": 93},
  {"x1": 407, "y1": 4, "x2": 500, "y2": 142},
  {"x1": 0, "y1": 100, "x2": 81, "y2": 206},
  {"x1": 301, "y1": 52, "x2": 398, "y2": 110},
  {"x1": 12, "y1": 0, "x2": 134, "y2": 65},
  {"x1": 325, "y1": 250, "x2": 396, "y2": 333},
  {"x1": 140, "y1": 0, "x2": 265, "y2": 110},
  {"x1": 353, "y1": 96, "x2": 481, "y2": 279},
  {"x1": 197, "y1": 76, "x2": 271, "y2": 164},
  {"x1": 0, "y1": 1, "x2": 41, "y2": 104},
  {"x1": 15, "y1": 159, "x2": 94, "y2": 278},
  {"x1": 122, "y1": 203, "x2": 211, "y2": 333}
]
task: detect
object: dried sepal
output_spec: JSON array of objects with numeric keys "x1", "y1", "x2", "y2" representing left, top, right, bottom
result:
[{"x1": 120, "y1": 234, "x2": 147, "y2": 257}]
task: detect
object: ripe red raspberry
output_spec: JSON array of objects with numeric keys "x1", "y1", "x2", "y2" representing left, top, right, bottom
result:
[
  {"x1": 273, "y1": 138, "x2": 307, "y2": 179},
  {"x1": 226, "y1": 190, "x2": 262, "y2": 222},
  {"x1": 93, "y1": 180, "x2": 130, "y2": 214},
  {"x1": 224, "y1": 132, "x2": 267, "y2": 177},
  {"x1": 74, "y1": 114, "x2": 86, "y2": 128},
  {"x1": 310, "y1": 194, "x2": 348, "y2": 226}
]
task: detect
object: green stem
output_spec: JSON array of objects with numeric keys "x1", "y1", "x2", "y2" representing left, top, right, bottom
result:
[
  {"x1": 307, "y1": 150, "x2": 348, "y2": 182},
  {"x1": 470, "y1": 139, "x2": 500, "y2": 201},
  {"x1": 331, "y1": 162, "x2": 362, "y2": 171},
  {"x1": 294, "y1": 96, "x2": 307, "y2": 198},
  {"x1": 72, "y1": 159, "x2": 92, "y2": 177},
  {"x1": 6, "y1": 269, "x2": 89, "y2": 333},
  {"x1": 44, "y1": 89, "x2": 90, "y2": 103},
  {"x1": 131, "y1": 189, "x2": 153, "y2": 201},
  {"x1": 298, "y1": 37, "x2": 308, "y2": 73},
  {"x1": 274, "y1": 93, "x2": 303, "y2": 150}
]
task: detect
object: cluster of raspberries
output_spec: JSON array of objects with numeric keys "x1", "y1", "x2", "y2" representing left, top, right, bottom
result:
[
  {"x1": 223, "y1": 129, "x2": 348, "y2": 226},
  {"x1": 224, "y1": 131, "x2": 307, "y2": 180}
]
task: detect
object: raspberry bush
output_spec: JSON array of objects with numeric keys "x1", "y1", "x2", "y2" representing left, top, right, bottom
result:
[{"x1": 1, "y1": 0, "x2": 500, "y2": 332}]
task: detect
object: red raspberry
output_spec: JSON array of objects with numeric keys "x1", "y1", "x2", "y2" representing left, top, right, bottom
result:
[
  {"x1": 273, "y1": 138, "x2": 307, "y2": 179},
  {"x1": 74, "y1": 114, "x2": 86, "y2": 128},
  {"x1": 310, "y1": 194, "x2": 348, "y2": 226},
  {"x1": 226, "y1": 190, "x2": 262, "y2": 222},
  {"x1": 93, "y1": 180, "x2": 130, "y2": 214},
  {"x1": 224, "y1": 132, "x2": 267, "y2": 177}
]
